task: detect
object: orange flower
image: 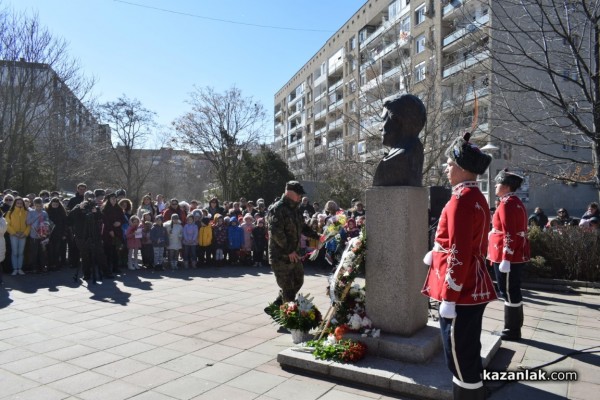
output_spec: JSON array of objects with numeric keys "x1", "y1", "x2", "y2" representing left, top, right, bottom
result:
[{"x1": 334, "y1": 325, "x2": 349, "y2": 340}]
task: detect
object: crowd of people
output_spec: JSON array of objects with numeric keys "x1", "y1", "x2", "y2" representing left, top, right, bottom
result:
[
  {"x1": 0, "y1": 183, "x2": 366, "y2": 282},
  {"x1": 526, "y1": 202, "x2": 600, "y2": 231}
]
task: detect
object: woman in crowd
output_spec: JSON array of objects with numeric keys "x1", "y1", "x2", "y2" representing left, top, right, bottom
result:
[
  {"x1": 46, "y1": 197, "x2": 68, "y2": 271},
  {"x1": 136, "y1": 194, "x2": 156, "y2": 221},
  {"x1": 102, "y1": 193, "x2": 125, "y2": 273},
  {"x1": 6, "y1": 197, "x2": 30, "y2": 275}
]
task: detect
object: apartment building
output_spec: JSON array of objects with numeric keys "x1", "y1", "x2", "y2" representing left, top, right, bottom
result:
[
  {"x1": 274, "y1": 0, "x2": 596, "y2": 215},
  {"x1": 0, "y1": 59, "x2": 108, "y2": 190}
]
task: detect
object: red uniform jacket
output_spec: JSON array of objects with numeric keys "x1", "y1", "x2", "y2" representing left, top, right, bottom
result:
[
  {"x1": 422, "y1": 182, "x2": 497, "y2": 304},
  {"x1": 487, "y1": 193, "x2": 530, "y2": 263}
]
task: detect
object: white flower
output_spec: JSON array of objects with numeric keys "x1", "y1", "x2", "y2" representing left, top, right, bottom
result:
[
  {"x1": 360, "y1": 316, "x2": 372, "y2": 328},
  {"x1": 348, "y1": 314, "x2": 362, "y2": 330},
  {"x1": 326, "y1": 334, "x2": 337, "y2": 345},
  {"x1": 372, "y1": 329, "x2": 381, "y2": 338},
  {"x1": 296, "y1": 294, "x2": 315, "y2": 313}
]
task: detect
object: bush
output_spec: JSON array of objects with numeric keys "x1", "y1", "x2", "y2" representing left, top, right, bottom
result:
[{"x1": 528, "y1": 226, "x2": 600, "y2": 281}]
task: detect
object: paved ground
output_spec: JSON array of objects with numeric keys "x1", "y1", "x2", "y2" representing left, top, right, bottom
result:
[{"x1": 0, "y1": 264, "x2": 598, "y2": 400}]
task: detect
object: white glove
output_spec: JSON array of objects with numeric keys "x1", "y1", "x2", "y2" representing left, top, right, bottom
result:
[
  {"x1": 439, "y1": 301, "x2": 456, "y2": 319},
  {"x1": 423, "y1": 250, "x2": 433, "y2": 266},
  {"x1": 499, "y1": 260, "x2": 511, "y2": 273}
]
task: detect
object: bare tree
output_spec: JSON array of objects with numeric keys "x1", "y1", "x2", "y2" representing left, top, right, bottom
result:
[
  {"x1": 476, "y1": 0, "x2": 600, "y2": 198},
  {"x1": 173, "y1": 86, "x2": 268, "y2": 200},
  {"x1": 0, "y1": 8, "x2": 95, "y2": 192},
  {"x1": 100, "y1": 96, "x2": 159, "y2": 205}
]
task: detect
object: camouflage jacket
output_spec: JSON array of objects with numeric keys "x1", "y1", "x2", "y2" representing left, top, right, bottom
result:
[{"x1": 267, "y1": 195, "x2": 320, "y2": 264}]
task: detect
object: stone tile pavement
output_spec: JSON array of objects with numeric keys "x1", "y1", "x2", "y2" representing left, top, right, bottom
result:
[{"x1": 0, "y1": 265, "x2": 598, "y2": 399}]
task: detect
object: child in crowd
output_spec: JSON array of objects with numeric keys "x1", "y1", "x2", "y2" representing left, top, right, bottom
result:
[
  {"x1": 140, "y1": 220, "x2": 153, "y2": 268},
  {"x1": 27, "y1": 197, "x2": 52, "y2": 273},
  {"x1": 182, "y1": 214, "x2": 198, "y2": 269},
  {"x1": 345, "y1": 217, "x2": 360, "y2": 239},
  {"x1": 251, "y1": 217, "x2": 267, "y2": 267},
  {"x1": 150, "y1": 215, "x2": 168, "y2": 270},
  {"x1": 125, "y1": 215, "x2": 142, "y2": 270},
  {"x1": 212, "y1": 214, "x2": 227, "y2": 266},
  {"x1": 228, "y1": 216, "x2": 243, "y2": 264},
  {"x1": 240, "y1": 213, "x2": 254, "y2": 265},
  {"x1": 165, "y1": 214, "x2": 183, "y2": 270},
  {"x1": 198, "y1": 217, "x2": 212, "y2": 265},
  {"x1": 356, "y1": 215, "x2": 366, "y2": 229}
]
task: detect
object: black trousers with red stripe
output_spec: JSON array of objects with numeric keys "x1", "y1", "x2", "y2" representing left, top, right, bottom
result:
[{"x1": 439, "y1": 303, "x2": 487, "y2": 385}]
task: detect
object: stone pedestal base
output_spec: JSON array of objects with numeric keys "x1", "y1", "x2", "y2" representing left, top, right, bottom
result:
[
  {"x1": 365, "y1": 186, "x2": 429, "y2": 336},
  {"x1": 278, "y1": 329, "x2": 501, "y2": 400},
  {"x1": 346, "y1": 320, "x2": 441, "y2": 363}
]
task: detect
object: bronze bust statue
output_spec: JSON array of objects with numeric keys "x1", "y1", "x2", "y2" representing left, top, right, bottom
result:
[{"x1": 372, "y1": 94, "x2": 426, "y2": 187}]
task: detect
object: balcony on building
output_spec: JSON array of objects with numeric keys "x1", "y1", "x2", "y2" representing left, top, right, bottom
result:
[
  {"x1": 314, "y1": 82, "x2": 327, "y2": 102},
  {"x1": 314, "y1": 125, "x2": 327, "y2": 138},
  {"x1": 442, "y1": 49, "x2": 490, "y2": 78},
  {"x1": 328, "y1": 116, "x2": 344, "y2": 134},
  {"x1": 442, "y1": 80, "x2": 489, "y2": 110},
  {"x1": 314, "y1": 107, "x2": 327, "y2": 121},
  {"x1": 443, "y1": 0, "x2": 478, "y2": 18},
  {"x1": 443, "y1": 12, "x2": 489, "y2": 51},
  {"x1": 274, "y1": 122, "x2": 283, "y2": 135},
  {"x1": 327, "y1": 133, "x2": 343, "y2": 149},
  {"x1": 328, "y1": 92, "x2": 344, "y2": 113}
]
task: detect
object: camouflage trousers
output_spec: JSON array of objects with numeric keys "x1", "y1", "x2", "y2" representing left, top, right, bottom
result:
[{"x1": 271, "y1": 262, "x2": 304, "y2": 303}]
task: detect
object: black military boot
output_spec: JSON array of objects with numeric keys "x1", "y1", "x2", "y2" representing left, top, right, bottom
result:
[
  {"x1": 263, "y1": 295, "x2": 283, "y2": 316},
  {"x1": 500, "y1": 304, "x2": 522, "y2": 341}
]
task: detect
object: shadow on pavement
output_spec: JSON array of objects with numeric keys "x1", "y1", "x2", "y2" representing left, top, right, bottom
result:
[
  {"x1": 0, "y1": 284, "x2": 13, "y2": 309},
  {"x1": 525, "y1": 290, "x2": 600, "y2": 311}
]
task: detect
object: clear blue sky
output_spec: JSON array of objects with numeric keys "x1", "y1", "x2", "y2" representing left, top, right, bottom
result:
[{"x1": 5, "y1": 0, "x2": 366, "y2": 136}]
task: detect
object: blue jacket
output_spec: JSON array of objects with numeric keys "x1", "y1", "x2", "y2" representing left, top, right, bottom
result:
[
  {"x1": 228, "y1": 225, "x2": 243, "y2": 250},
  {"x1": 150, "y1": 224, "x2": 168, "y2": 247},
  {"x1": 182, "y1": 223, "x2": 199, "y2": 246}
]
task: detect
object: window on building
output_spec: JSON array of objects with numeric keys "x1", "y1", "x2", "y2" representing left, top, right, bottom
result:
[
  {"x1": 415, "y1": 34, "x2": 426, "y2": 54},
  {"x1": 401, "y1": 16, "x2": 410, "y2": 32},
  {"x1": 415, "y1": 4, "x2": 426, "y2": 25},
  {"x1": 349, "y1": 80, "x2": 357, "y2": 93},
  {"x1": 358, "y1": 141, "x2": 366, "y2": 154},
  {"x1": 389, "y1": 1, "x2": 400, "y2": 20},
  {"x1": 414, "y1": 62, "x2": 426, "y2": 82},
  {"x1": 349, "y1": 36, "x2": 356, "y2": 50}
]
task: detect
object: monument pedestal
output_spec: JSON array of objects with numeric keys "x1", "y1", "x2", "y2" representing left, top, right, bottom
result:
[{"x1": 365, "y1": 186, "x2": 429, "y2": 336}]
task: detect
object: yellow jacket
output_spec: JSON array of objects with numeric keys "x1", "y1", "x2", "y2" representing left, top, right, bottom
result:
[
  {"x1": 6, "y1": 208, "x2": 30, "y2": 236},
  {"x1": 198, "y1": 225, "x2": 213, "y2": 247}
]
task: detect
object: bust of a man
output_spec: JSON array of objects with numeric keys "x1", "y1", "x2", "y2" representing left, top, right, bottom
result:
[{"x1": 372, "y1": 94, "x2": 426, "y2": 187}]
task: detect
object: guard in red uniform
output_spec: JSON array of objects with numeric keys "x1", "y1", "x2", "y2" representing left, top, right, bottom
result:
[
  {"x1": 488, "y1": 169, "x2": 530, "y2": 341},
  {"x1": 422, "y1": 132, "x2": 497, "y2": 400}
]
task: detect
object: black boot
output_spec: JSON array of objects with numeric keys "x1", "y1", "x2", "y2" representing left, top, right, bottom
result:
[
  {"x1": 500, "y1": 304, "x2": 522, "y2": 341},
  {"x1": 453, "y1": 383, "x2": 486, "y2": 400}
]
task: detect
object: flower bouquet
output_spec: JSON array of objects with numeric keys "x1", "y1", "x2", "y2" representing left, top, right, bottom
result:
[
  {"x1": 307, "y1": 211, "x2": 347, "y2": 262},
  {"x1": 271, "y1": 294, "x2": 322, "y2": 338},
  {"x1": 304, "y1": 333, "x2": 367, "y2": 363}
]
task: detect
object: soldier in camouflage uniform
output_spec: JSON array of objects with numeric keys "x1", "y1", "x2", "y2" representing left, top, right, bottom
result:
[{"x1": 266, "y1": 181, "x2": 320, "y2": 308}]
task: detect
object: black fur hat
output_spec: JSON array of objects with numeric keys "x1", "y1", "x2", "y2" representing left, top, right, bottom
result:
[
  {"x1": 445, "y1": 132, "x2": 491, "y2": 175},
  {"x1": 494, "y1": 168, "x2": 524, "y2": 190}
]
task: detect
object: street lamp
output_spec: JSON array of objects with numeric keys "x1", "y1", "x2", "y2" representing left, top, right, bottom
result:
[{"x1": 480, "y1": 142, "x2": 499, "y2": 206}]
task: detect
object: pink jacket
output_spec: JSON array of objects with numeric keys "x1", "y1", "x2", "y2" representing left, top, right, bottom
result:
[{"x1": 126, "y1": 225, "x2": 142, "y2": 249}]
